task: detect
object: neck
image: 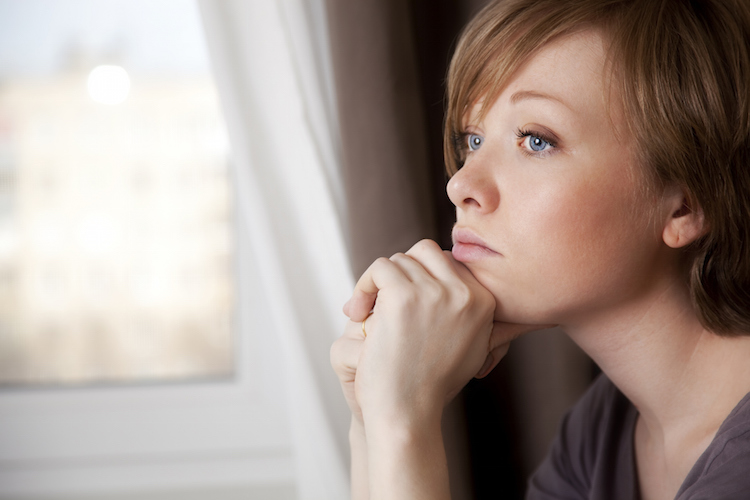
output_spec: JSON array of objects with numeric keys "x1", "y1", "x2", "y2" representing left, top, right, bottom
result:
[{"x1": 563, "y1": 278, "x2": 750, "y2": 440}]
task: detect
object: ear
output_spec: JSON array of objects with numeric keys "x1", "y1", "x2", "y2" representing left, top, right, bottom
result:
[{"x1": 661, "y1": 186, "x2": 706, "y2": 249}]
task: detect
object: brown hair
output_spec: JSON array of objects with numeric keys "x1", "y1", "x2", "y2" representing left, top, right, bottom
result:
[{"x1": 444, "y1": 0, "x2": 750, "y2": 334}]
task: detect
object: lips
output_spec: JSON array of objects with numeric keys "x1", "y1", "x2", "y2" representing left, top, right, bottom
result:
[{"x1": 451, "y1": 227, "x2": 500, "y2": 262}]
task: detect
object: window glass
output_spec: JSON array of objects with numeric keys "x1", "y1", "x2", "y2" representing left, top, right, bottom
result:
[{"x1": 0, "y1": 0, "x2": 234, "y2": 386}]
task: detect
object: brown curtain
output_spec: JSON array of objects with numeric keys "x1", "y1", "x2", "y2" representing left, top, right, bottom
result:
[
  {"x1": 325, "y1": 0, "x2": 436, "y2": 277},
  {"x1": 325, "y1": 0, "x2": 594, "y2": 498}
]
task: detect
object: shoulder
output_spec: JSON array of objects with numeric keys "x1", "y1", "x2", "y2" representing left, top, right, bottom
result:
[
  {"x1": 677, "y1": 393, "x2": 750, "y2": 500},
  {"x1": 527, "y1": 374, "x2": 637, "y2": 499}
]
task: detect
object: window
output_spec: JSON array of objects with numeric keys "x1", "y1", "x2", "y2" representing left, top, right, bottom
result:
[
  {"x1": 0, "y1": 1, "x2": 293, "y2": 497},
  {"x1": 0, "y1": 0, "x2": 233, "y2": 386}
]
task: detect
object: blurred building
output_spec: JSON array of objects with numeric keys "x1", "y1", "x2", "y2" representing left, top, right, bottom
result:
[{"x1": 0, "y1": 66, "x2": 235, "y2": 385}]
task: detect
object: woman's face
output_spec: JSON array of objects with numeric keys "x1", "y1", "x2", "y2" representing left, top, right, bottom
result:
[{"x1": 448, "y1": 30, "x2": 672, "y2": 327}]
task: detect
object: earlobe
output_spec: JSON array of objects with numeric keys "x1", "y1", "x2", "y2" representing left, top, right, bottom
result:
[{"x1": 662, "y1": 194, "x2": 706, "y2": 249}]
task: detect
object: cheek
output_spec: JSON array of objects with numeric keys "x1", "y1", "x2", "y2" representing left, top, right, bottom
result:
[
  {"x1": 544, "y1": 183, "x2": 632, "y2": 255},
  {"x1": 496, "y1": 169, "x2": 654, "y2": 319}
]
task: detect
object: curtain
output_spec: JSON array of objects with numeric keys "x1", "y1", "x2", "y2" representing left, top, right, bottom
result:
[
  {"x1": 199, "y1": 1, "x2": 353, "y2": 498},
  {"x1": 324, "y1": 0, "x2": 437, "y2": 277}
]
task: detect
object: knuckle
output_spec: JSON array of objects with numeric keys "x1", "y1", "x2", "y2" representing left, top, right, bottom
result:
[
  {"x1": 389, "y1": 252, "x2": 407, "y2": 261},
  {"x1": 394, "y1": 284, "x2": 420, "y2": 305},
  {"x1": 372, "y1": 256, "x2": 392, "y2": 270},
  {"x1": 425, "y1": 281, "x2": 448, "y2": 302},
  {"x1": 452, "y1": 282, "x2": 474, "y2": 308},
  {"x1": 408, "y1": 238, "x2": 439, "y2": 256}
]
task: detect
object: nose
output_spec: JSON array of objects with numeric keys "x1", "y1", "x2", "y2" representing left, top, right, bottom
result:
[{"x1": 446, "y1": 156, "x2": 500, "y2": 214}]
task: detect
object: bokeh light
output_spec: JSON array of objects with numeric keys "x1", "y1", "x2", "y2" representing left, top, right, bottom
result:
[{"x1": 87, "y1": 65, "x2": 131, "y2": 105}]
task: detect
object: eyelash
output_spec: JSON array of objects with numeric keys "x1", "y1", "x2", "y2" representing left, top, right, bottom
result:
[{"x1": 515, "y1": 128, "x2": 557, "y2": 157}]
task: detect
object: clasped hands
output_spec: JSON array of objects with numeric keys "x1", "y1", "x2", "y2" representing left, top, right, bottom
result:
[{"x1": 331, "y1": 239, "x2": 549, "y2": 428}]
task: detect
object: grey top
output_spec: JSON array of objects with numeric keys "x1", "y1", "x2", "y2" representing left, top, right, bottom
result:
[{"x1": 526, "y1": 374, "x2": 750, "y2": 499}]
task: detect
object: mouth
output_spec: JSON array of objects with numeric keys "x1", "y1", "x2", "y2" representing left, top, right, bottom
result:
[{"x1": 451, "y1": 226, "x2": 500, "y2": 262}]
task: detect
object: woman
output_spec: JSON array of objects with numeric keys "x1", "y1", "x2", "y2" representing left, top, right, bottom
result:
[{"x1": 330, "y1": 0, "x2": 750, "y2": 498}]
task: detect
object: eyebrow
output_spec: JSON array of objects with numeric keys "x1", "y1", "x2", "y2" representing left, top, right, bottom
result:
[{"x1": 509, "y1": 90, "x2": 571, "y2": 110}]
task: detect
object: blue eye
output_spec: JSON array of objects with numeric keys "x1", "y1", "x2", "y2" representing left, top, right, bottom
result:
[
  {"x1": 516, "y1": 128, "x2": 557, "y2": 155},
  {"x1": 468, "y1": 133, "x2": 483, "y2": 151},
  {"x1": 528, "y1": 135, "x2": 551, "y2": 152}
]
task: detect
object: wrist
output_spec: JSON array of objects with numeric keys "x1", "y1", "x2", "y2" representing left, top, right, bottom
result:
[
  {"x1": 350, "y1": 417, "x2": 367, "y2": 444},
  {"x1": 364, "y1": 409, "x2": 443, "y2": 452},
  {"x1": 360, "y1": 389, "x2": 444, "y2": 436},
  {"x1": 349, "y1": 417, "x2": 370, "y2": 500},
  {"x1": 365, "y1": 414, "x2": 450, "y2": 500}
]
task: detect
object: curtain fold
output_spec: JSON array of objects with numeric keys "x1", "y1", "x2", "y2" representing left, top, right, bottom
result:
[{"x1": 199, "y1": 1, "x2": 352, "y2": 498}]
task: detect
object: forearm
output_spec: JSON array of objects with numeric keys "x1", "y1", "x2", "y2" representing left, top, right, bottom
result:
[
  {"x1": 366, "y1": 415, "x2": 451, "y2": 500},
  {"x1": 350, "y1": 418, "x2": 370, "y2": 500}
]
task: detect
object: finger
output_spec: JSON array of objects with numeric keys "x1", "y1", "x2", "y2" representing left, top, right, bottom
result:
[
  {"x1": 443, "y1": 250, "x2": 486, "y2": 287},
  {"x1": 330, "y1": 324, "x2": 365, "y2": 376},
  {"x1": 342, "y1": 315, "x2": 374, "y2": 340},
  {"x1": 345, "y1": 257, "x2": 411, "y2": 321},
  {"x1": 404, "y1": 239, "x2": 460, "y2": 282},
  {"x1": 389, "y1": 252, "x2": 434, "y2": 283},
  {"x1": 360, "y1": 312, "x2": 374, "y2": 340},
  {"x1": 474, "y1": 343, "x2": 511, "y2": 379}
]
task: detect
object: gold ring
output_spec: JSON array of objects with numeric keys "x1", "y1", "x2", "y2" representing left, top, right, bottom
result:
[{"x1": 361, "y1": 315, "x2": 368, "y2": 338}]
